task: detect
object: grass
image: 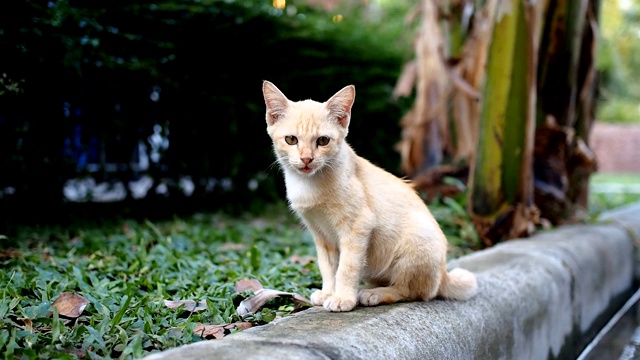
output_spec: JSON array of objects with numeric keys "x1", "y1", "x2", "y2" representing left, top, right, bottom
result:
[
  {"x1": 1, "y1": 202, "x2": 320, "y2": 359},
  {"x1": 596, "y1": 97, "x2": 640, "y2": 124},
  {"x1": 3, "y1": 175, "x2": 638, "y2": 359},
  {"x1": 589, "y1": 172, "x2": 640, "y2": 215}
]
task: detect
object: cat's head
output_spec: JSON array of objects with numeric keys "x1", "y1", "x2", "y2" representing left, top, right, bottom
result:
[{"x1": 262, "y1": 80, "x2": 355, "y2": 177}]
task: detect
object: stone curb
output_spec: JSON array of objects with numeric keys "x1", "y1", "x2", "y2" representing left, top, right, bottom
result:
[{"x1": 144, "y1": 203, "x2": 640, "y2": 360}]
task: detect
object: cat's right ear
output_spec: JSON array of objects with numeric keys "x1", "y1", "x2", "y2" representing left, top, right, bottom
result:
[
  {"x1": 262, "y1": 81, "x2": 289, "y2": 126},
  {"x1": 326, "y1": 85, "x2": 355, "y2": 129}
]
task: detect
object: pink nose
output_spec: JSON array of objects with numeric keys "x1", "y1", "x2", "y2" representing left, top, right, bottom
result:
[{"x1": 301, "y1": 157, "x2": 313, "y2": 165}]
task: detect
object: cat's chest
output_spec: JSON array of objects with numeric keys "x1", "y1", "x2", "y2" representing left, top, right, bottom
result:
[
  {"x1": 283, "y1": 172, "x2": 324, "y2": 209},
  {"x1": 298, "y1": 207, "x2": 342, "y2": 244}
]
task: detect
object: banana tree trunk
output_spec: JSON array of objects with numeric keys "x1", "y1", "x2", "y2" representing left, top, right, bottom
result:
[
  {"x1": 394, "y1": 0, "x2": 600, "y2": 245},
  {"x1": 534, "y1": 0, "x2": 597, "y2": 224},
  {"x1": 468, "y1": 0, "x2": 542, "y2": 246}
]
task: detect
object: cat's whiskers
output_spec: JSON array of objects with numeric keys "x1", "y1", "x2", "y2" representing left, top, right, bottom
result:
[{"x1": 265, "y1": 159, "x2": 282, "y2": 175}]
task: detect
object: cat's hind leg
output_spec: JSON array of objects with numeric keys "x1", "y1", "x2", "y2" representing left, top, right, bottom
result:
[
  {"x1": 358, "y1": 286, "x2": 411, "y2": 306},
  {"x1": 358, "y1": 262, "x2": 443, "y2": 306}
]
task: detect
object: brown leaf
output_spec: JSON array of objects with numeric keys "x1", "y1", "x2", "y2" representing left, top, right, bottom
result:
[
  {"x1": 289, "y1": 254, "x2": 315, "y2": 265},
  {"x1": 234, "y1": 278, "x2": 264, "y2": 293},
  {"x1": 393, "y1": 60, "x2": 417, "y2": 99},
  {"x1": 193, "y1": 322, "x2": 252, "y2": 339},
  {"x1": 164, "y1": 299, "x2": 207, "y2": 313},
  {"x1": 236, "y1": 289, "x2": 311, "y2": 319},
  {"x1": 16, "y1": 318, "x2": 33, "y2": 332},
  {"x1": 193, "y1": 323, "x2": 225, "y2": 339},
  {"x1": 225, "y1": 322, "x2": 252, "y2": 331},
  {"x1": 52, "y1": 292, "x2": 90, "y2": 318},
  {"x1": 0, "y1": 249, "x2": 21, "y2": 259}
]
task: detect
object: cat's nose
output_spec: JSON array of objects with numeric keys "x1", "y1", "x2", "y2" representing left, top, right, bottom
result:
[{"x1": 301, "y1": 157, "x2": 313, "y2": 165}]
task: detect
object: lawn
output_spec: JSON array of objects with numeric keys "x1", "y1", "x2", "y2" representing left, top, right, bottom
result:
[
  {"x1": 2, "y1": 180, "x2": 638, "y2": 359},
  {"x1": 1, "y1": 202, "x2": 321, "y2": 359},
  {"x1": 589, "y1": 172, "x2": 640, "y2": 215}
]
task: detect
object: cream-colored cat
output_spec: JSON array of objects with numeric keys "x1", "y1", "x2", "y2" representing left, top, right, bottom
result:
[{"x1": 262, "y1": 80, "x2": 478, "y2": 312}]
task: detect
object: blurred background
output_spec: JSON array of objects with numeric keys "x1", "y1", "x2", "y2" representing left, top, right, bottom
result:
[
  {"x1": 0, "y1": 0, "x2": 638, "y2": 232},
  {"x1": 0, "y1": 0, "x2": 415, "y2": 228}
]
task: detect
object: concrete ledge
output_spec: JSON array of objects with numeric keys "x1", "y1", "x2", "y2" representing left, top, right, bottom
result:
[{"x1": 144, "y1": 203, "x2": 640, "y2": 360}]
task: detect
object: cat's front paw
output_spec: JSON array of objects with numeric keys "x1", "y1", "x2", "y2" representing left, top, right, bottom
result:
[
  {"x1": 310, "y1": 290, "x2": 332, "y2": 306},
  {"x1": 323, "y1": 294, "x2": 357, "y2": 312}
]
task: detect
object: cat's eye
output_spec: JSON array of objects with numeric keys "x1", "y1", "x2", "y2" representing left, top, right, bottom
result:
[
  {"x1": 317, "y1": 136, "x2": 330, "y2": 146},
  {"x1": 284, "y1": 135, "x2": 298, "y2": 145}
]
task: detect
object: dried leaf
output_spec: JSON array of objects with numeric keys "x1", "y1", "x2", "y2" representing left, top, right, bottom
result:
[
  {"x1": 164, "y1": 299, "x2": 207, "y2": 313},
  {"x1": 16, "y1": 318, "x2": 33, "y2": 332},
  {"x1": 52, "y1": 292, "x2": 90, "y2": 318},
  {"x1": 393, "y1": 60, "x2": 417, "y2": 99},
  {"x1": 234, "y1": 278, "x2": 264, "y2": 293},
  {"x1": 236, "y1": 289, "x2": 311, "y2": 319},
  {"x1": 193, "y1": 322, "x2": 252, "y2": 339},
  {"x1": 496, "y1": 0, "x2": 514, "y2": 22},
  {"x1": 0, "y1": 249, "x2": 21, "y2": 259},
  {"x1": 448, "y1": 66, "x2": 481, "y2": 100},
  {"x1": 289, "y1": 255, "x2": 315, "y2": 265},
  {"x1": 193, "y1": 323, "x2": 225, "y2": 339},
  {"x1": 225, "y1": 322, "x2": 252, "y2": 331}
]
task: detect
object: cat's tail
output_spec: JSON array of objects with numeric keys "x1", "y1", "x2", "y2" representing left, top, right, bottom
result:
[{"x1": 438, "y1": 267, "x2": 478, "y2": 301}]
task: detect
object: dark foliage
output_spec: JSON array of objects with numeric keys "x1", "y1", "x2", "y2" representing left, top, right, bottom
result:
[{"x1": 0, "y1": 0, "x2": 410, "y2": 228}]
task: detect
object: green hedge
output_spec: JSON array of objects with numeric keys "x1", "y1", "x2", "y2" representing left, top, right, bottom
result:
[{"x1": 0, "y1": 0, "x2": 413, "y2": 224}]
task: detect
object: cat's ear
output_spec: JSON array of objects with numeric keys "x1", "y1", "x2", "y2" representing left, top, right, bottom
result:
[
  {"x1": 263, "y1": 80, "x2": 289, "y2": 126},
  {"x1": 326, "y1": 85, "x2": 355, "y2": 128}
]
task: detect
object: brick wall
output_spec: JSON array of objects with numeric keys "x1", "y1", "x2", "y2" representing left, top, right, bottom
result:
[{"x1": 590, "y1": 122, "x2": 640, "y2": 173}]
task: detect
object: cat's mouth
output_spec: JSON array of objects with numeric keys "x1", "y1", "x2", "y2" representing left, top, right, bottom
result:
[{"x1": 299, "y1": 166, "x2": 314, "y2": 174}]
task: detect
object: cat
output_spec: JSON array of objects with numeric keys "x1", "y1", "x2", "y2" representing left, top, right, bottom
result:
[{"x1": 262, "y1": 80, "x2": 478, "y2": 312}]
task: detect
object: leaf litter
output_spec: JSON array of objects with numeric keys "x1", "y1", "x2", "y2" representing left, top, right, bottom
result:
[
  {"x1": 52, "y1": 292, "x2": 90, "y2": 318},
  {"x1": 180, "y1": 278, "x2": 312, "y2": 340},
  {"x1": 234, "y1": 278, "x2": 311, "y2": 319},
  {"x1": 193, "y1": 322, "x2": 252, "y2": 339},
  {"x1": 164, "y1": 299, "x2": 208, "y2": 313}
]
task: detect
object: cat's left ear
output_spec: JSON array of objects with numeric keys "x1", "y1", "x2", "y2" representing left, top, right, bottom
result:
[
  {"x1": 326, "y1": 85, "x2": 355, "y2": 128},
  {"x1": 263, "y1": 80, "x2": 290, "y2": 126}
]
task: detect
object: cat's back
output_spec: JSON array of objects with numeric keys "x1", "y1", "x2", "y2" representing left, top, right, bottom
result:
[{"x1": 353, "y1": 151, "x2": 425, "y2": 210}]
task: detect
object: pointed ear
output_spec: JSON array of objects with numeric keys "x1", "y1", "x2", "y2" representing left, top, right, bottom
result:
[
  {"x1": 262, "y1": 80, "x2": 289, "y2": 125},
  {"x1": 326, "y1": 85, "x2": 355, "y2": 128}
]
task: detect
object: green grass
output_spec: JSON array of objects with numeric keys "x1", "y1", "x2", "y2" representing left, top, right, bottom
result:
[
  {"x1": 0, "y1": 198, "x2": 481, "y2": 359},
  {"x1": 589, "y1": 172, "x2": 640, "y2": 215},
  {"x1": 590, "y1": 172, "x2": 640, "y2": 185},
  {"x1": 597, "y1": 97, "x2": 640, "y2": 124},
  {"x1": 1, "y1": 202, "x2": 319, "y2": 359}
]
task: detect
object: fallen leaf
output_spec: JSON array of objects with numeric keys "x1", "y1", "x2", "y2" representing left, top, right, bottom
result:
[
  {"x1": 16, "y1": 318, "x2": 33, "y2": 332},
  {"x1": 52, "y1": 292, "x2": 90, "y2": 318},
  {"x1": 219, "y1": 243, "x2": 246, "y2": 251},
  {"x1": 234, "y1": 278, "x2": 264, "y2": 293},
  {"x1": 225, "y1": 322, "x2": 252, "y2": 331},
  {"x1": 193, "y1": 322, "x2": 252, "y2": 339},
  {"x1": 193, "y1": 323, "x2": 224, "y2": 339},
  {"x1": 0, "y1": 249, "x2": 21, "y2": 259},
  {"x1": 289, "y1": 254, "x2": 315, "y2": 265},
  {"x1": 236, "y1": 289, "x2": 311, "y2": 319},
  {"x1": 163, "y1": 299, "x2": 207, "y2": 313}
]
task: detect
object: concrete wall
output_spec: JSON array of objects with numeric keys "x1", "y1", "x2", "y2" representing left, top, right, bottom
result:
[{"x1": 144, "y1": 203, "x2": 640, "y2": 360}]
